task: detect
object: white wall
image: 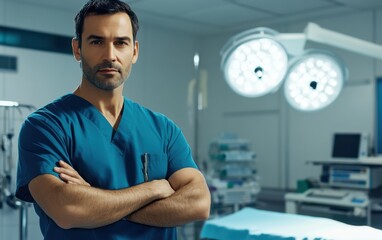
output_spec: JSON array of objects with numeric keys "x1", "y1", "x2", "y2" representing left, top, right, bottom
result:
[{"x1": 126, "y1": 21, "x2": 198, "y2": 140}]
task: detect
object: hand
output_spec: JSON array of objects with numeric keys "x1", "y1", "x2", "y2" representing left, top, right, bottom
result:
[
  {"x1": 152, "y1": 179, "x2": 175, "y2": 199},
  {"x1": 54, "y1": 160, "x2": 90, "y2": 187}
]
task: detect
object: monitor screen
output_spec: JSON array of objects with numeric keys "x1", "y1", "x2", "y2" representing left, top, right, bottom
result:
[
  {"x1": 376, "y1": 77, "x2": 382, "y2": 155},
  {"x1": 331, "y1": 133, "x2": 361, "y2": 159}
]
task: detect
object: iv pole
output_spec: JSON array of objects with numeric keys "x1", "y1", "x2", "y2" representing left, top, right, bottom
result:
[
  {"x1": 189, "y1": 53, "x2": 208, "y2": 168},
  {"x1": 193, "y1": 53, "x2": 200, "y2": 167}
]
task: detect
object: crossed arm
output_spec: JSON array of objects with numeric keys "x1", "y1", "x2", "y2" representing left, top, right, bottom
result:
[{"x1": 28, "y1": 161, "x2": 211, "y2": 229}]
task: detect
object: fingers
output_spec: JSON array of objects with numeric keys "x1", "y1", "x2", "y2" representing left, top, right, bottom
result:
[
  {"x1": 54, "y1": 164, "x2": 78, "y2": 177},
  {"x1": 59, "y1": 172, "x2": 77, "y2": 183},
  {"x1": 54, "y1": 160, "x2": 90, "y2": 187},
  {"x1": 59, "y1": 172, "x2": 91, "y2": 187},
  {"x1": 57, "y1": 160, "x2": 73, "y2": 169}
]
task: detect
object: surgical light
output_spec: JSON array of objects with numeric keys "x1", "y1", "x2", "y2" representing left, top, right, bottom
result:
[
  {"x1": 284, "y1": 50, "x2": 347, "y2": 111},
  {"x1": 220, "y1": 28, "x2": 288, "y2": 97},
  {"x1": 220, "y1": 22, "x2": 382, "y2": 111}
]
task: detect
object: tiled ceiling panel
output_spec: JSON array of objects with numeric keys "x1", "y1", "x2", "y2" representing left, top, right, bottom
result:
[
  {"x1": 137, "y1": 11, "x2": 219, "y2": 35},
  {"x1": 181, "y1": 3, "x2": 272, "y2": 28},
  {"x1": 334, "y1": 0, "x2": 382, "y2": 9},
  {"x1": 132, "y1": 0, "x2": 225, "y2": 16},
  {"x1": 12, "y1": 0, "x2": 87, "y2": 11},
  {"x1": 234, "y1": 0, "x2": 336, "y2": 15}
]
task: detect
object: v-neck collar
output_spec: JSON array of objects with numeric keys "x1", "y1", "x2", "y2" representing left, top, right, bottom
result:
[{"x1": 66, "y1": 94, "x2": 127, "y2": 142}]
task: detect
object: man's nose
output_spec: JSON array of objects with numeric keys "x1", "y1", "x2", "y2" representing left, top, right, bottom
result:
[{"x1": 103, "y1": 43, "x2": 117, "y2": 62}]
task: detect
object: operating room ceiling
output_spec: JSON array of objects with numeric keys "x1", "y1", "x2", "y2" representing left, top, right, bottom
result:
[{"x1": 10, "y1": 0, "x2": 382, "y2": 35}]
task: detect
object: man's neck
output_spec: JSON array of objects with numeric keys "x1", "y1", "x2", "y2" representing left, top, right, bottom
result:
[{"x1": 73, "y1": 83, "x2": 124, "y2": 129}]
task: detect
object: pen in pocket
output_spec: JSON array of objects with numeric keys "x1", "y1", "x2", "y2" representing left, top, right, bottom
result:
[{"x1": 142, "y1": 153, "x2": 149, "y2": 182}]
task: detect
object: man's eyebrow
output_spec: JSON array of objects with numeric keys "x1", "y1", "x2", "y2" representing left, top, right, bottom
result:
[
  {"x1": 86, "y1": 35, "x2": 103, "y2": 41},
  {"x1": 86, "y1": 35, "x2": 132, "y2": 42},
  {"x1": 115, "y1": 36, "x2": 132, "y2": 42}
]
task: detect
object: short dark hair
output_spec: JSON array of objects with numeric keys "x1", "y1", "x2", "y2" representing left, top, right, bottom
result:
[{"x1": 75, "y1": 0, "x2": 139, "y2": 47}]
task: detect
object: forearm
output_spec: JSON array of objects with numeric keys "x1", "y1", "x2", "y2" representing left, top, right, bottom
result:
[
  {"x1": 127, "y1": 178, "x2": 211, "y2": 227},
  {"x1": 55, "y1": 182, "x2": 159, "y2": 228},
  {"x1": 29, "y1": 175, "x2": 171, "y2": 229}
]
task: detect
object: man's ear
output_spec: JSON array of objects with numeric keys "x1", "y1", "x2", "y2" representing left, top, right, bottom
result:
[
  {"x1": 72, "y1": 38, "x2": 81, "y2": 62},
  {"x1": 132, "y1": 40, "x2": 139, "y2": 64}
]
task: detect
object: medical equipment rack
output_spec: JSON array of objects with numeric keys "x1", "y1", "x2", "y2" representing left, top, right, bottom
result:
[
  {"x1": 285, "y1": 158, "x2": 382, "y2": 226},
  {"x1": 207, "y1": 134, "x2": 260, "y2": 213}
]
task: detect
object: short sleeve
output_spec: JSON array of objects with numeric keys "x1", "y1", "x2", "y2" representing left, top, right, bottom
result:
[
  {"x1": 16, "y1": 114, "x2": 70, "y2": 202},
  {"x1": 165, "y1": 119, "x2": 197, "y2": 178}
]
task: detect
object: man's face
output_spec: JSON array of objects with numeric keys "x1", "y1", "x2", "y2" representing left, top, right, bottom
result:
[{"x1": 73, "y1": 12, "x2": 139, "y2": 91}]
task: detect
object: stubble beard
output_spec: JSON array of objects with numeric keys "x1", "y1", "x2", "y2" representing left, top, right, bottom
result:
[{"x1": 81, "y1": 57, "x2": 128, "y2": 91}]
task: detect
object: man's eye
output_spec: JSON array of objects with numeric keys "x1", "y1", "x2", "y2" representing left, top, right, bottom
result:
[
  {"x1": 90, "y1": 40, "x2": 103, "y2": 45},
  {"x1": 115, "y1": 41, "x2": 128, "y2": 46}
]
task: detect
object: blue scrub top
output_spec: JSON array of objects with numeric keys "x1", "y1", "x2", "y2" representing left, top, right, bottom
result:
[{"x1": 16, "y1": 94, "x2": 197, "y2": 240}]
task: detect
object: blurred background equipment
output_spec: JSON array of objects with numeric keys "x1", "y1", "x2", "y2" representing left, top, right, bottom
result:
[
  {"x1": 207, "y1": 133, "x2": 260, "y2": 214},
  {"x1": 0, "y1": 101, "x2": 35, "y2": 240},
  {"x1": 285, "y1": 132, "x2": 382, "y2": 226}
]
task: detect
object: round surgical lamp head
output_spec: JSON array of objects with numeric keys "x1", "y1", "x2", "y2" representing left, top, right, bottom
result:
[
  {"x1": 221, "y1": 27, "x2": 289, "y2": 97},
  {"x1": 284, "y1": 49, "x2": 348, "y2": 111}
]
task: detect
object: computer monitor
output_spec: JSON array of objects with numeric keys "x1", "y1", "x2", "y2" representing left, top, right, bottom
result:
[
  {"x1": 331, "y1": 133, "x2": 368, "y2": 159},
  {"x1": 375, "y1": 77, "x2": 382, "y2": 155}
]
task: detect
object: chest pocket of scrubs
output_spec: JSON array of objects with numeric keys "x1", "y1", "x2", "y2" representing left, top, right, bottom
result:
[{"x1": 146, "y1": 153, "x2": 168, "y2": 180}]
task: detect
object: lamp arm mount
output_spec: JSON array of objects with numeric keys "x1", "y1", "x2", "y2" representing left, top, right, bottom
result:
[{"x1": 304, "y1": 22, "x2": 382, "y2": 61}]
